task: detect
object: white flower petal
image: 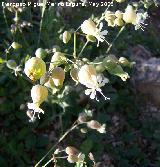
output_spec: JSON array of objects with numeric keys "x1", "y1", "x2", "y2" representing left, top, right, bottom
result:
[
  {"x1": 90, "y1": 90, "x2": 96, "y2": 99},
  {"x1": 85, "y1": 89, "x2": 92, "y2": 95}
]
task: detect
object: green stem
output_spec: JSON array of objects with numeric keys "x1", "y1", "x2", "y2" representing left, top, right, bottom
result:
[
  {"x1": 78, "y1": 40, "x2": 89, "y2": 58},
  {"x1": 37, "y1": 0, "x2": 47, "y2": 47},
  {"x1": 35, "y1": 121, "x2": 79, "y2": 167},
  {"x1": 2, "y1": 7, "x2": 13, "y2": 39},
  {"x1": 106, "y1": 26, "x2": 125, "y2": 54},
  {"x1": 73, "y1": 32, "x2": 77, "y2": 58}
]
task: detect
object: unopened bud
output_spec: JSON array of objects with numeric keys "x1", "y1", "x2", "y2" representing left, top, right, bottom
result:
[
  {"x1": 11, "y1": 42, "x2": 22, "y2": 49},
  {"x1": 63, "y1": 31, "x2": 71, "y2": 44},
  {"x1": 78, "y1": 112, "x2": 88, "y2": 123},
  {"x1": 6, "y1": 60, "x2": 17, "y2": 70},
  {"x1": 119, "y1": 57, "x2": 129, "y2": 66},
  {"x1": 114, "y1": 18, "x2": 124, "y2": 26},
  {"x1": 35, "y1": 48, "x2": 47, "y2": 59},
  {"x1": 65, "y1": 146, "x2": 79, "y2": 155},
  {"x1": 87, "y1": 120, "x2": 101, "y2": 130},
  {"x1": 52, "y1": 45, "x2": 61, "y2": 53},
  {"x1": 95, "y1": 64, "x2": 105, "y2": 73},
  {"x1": 49, "y1": 52, "x2": 66, "y2": 70},
  {"x1": 80, "y1": 128, "x2": 88, "y2": 133}
]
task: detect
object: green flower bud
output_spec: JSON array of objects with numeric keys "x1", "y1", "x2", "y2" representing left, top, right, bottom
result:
[
  {"x1": 49, "y1": 52, "x2": 66, "y2": 70},
  {"x1": 11, "y1": 42, "x2": 22, "y2": 50},
  {"x1": 52, "y1": 45, "x2": 61, "y2": 53},
  {"x1": 63, "y1": 31, "x2": 71, "y2": 44},
  {"x1": 24, "y1": 57, "x2": 46, "y2": 81},
  {"x1": 6, "y1": 60, "x2": 17, "y2": 70},
  {"x1": 95, "y1": 63, "x2": 105, "y2": 73},
  {"x1": 119, "y1": 57, "x2": 130, "y2": 66},
  {"x1": 114, "y1": 18, "x2": 124, "y2": 26},
  {"x1": 86, "y1": 35, "x2": 96, "y2": 42},
  {"x1": 103, "y1": 55, "x2": 129, "y2": 81},
  {"x1": 119, "y1": 57, "x2": 135, "y2": 67},
  {"x1": 35, "y1": 48, "x2": 47, "y2": 59}
]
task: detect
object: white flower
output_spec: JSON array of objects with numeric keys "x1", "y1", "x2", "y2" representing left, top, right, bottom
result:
[
  {"x1": 27, "y1": 85, "x2": 48, "y2": 121},
  {"x1": 134, "y1": 12, "x2": 148, "y2": 31},
  {"x1": 27, "y1": 103, "x2": 44, "y2": 122},
  {"x1": 81, "y1": 19, "x2": 108, "y2": 47},
  {"x1": 78, "y1": 65, "x2": 110, "y2": 101},
  {"x1": 97, "y1": 124, "x2": 106, "y2": 133}
]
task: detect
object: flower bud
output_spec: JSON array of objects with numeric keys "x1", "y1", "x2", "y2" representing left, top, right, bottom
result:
[
  {"x1": 11, "y1": 42, "x2": 22, "y2": 49},
  {"x1": 86, "y1": 35, "x2": 96, "y2": 42},
  {"x1": 40, "y1": 72, "x2": 50, "y2": 85},
  {"x1": 119, "y1": 57, "x2": 130, "y2": 66},
  {"x1": 107, "y1": 20, "x2": 115, "y2": 27},
  {"x1": 6, "y1": 60, "x2": 17, "y2": 70},
  {"x1": 65, "y1": 146, "x2": 79, "y2": 155},
  {"x1": 51, "y1": 67, "x2": 65, "y2": 87},
  {"x1": 95, "y1": 64, "x2": 105, "y2": 73},
  {"x1": 35, "y1": 48, "x2": 47, "y2": 59},
  {"x1": 123, "y1": 5, "x2": 137, "y2": 24},
  {"x1": 80, "y1": 128, "x2": 88, "y2": 133},
  {"x1": 87, "y1": 120, "x2": 101, "y2": 130},
  {"x1": 24, "y1": 57, "x2": 46, "y2": 81},
  {"x1": 31, "y1": 85, "x2": 48, "y2": 105},
  {"x1": 115, "y1": 10, "x2": 123, "y2": 19},
  {"x1": 67, "y1": 155, "x2": 79, "y2": 163},
  {"x1": 105, "y1": 11, "x2": 115, "y2": 22},
  {"x1": 70, "y1": 68, "x2": 79, "y2": 83},
  {"x1": 52, "y1": 45, "x2": 61, "y2": 53},
  {"x1": 114, "y1": 18, "x2": 124, "y2": 26},
  {"x1": 78, "y1": 112, "x2": 88, "y2": 123},
  {"x1": 49, "y1": 52, "x2": 66, "y2": 70},
  {"x1": 63, "y1": 31, "x2": 71, "y2": 44},
  {"x1": 115, "y1": 0, "x2": 126, "y2": 3},
  {"x1": 44, "y1": 77, "x2": 55, "y2": 89}
]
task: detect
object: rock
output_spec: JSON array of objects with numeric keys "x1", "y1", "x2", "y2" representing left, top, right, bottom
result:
[{"x1": 131, "y1": 45, "x2": 160, "y2": 119}]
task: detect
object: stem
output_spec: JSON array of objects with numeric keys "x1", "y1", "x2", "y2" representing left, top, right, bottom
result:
[
  {"x1": 106, "y1": 26, "x2": 125, "y2": 54},
  {"x1": 2, "y1": 7, "x2": 12, "y2": 39},
  {"x1": 37, "y1": 0, "x2": 47, "y2": 47},
  {"x1": 35, "y1": 121, "x2": 79, "y2": 167},
  {"x1": 73, "y1": 32, "x2": 77, "y2": 58},
  {"x1": 78, "y1": 40, "x2": 89, "y2": 58},
  {"x1": 42, "y1": 158, "x2": 54, "y2": 167}
]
